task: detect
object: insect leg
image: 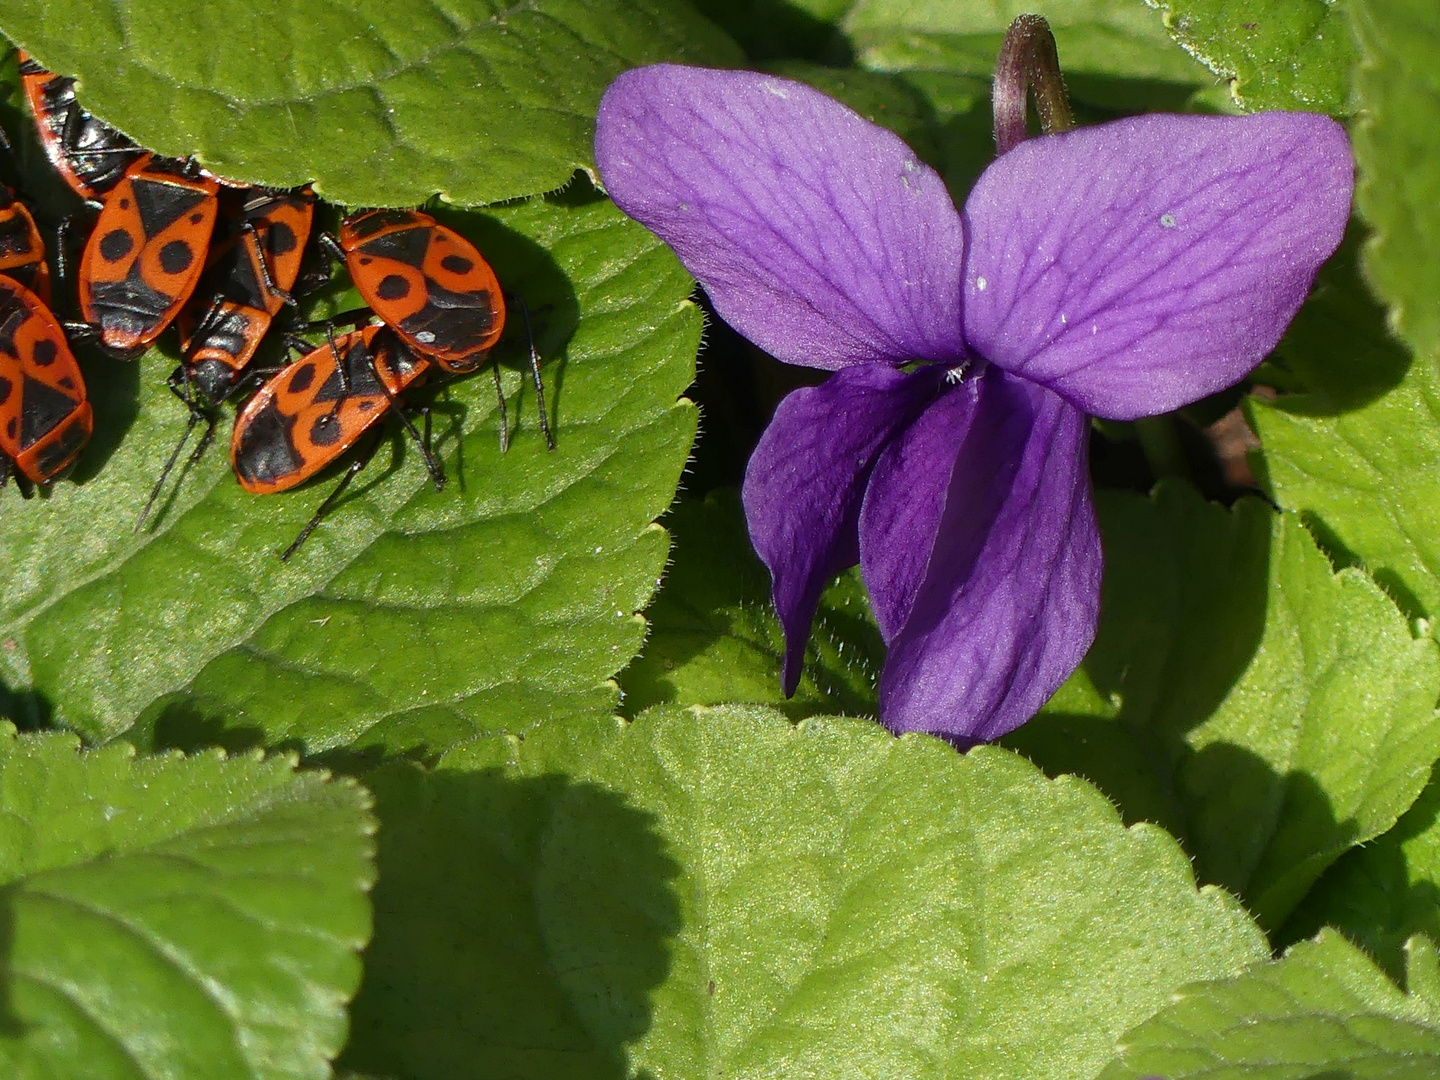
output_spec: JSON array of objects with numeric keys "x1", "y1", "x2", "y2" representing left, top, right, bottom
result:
[
  {"x1": 363, "y1": 343, "x2": 445, "y2": 490},
  {"x1": 184, "y1": 292, "x2": 230, "y2": 369},
  {"x1": 279, "y1": 430, "x2": 384, "y2": 561},
  {"x1": 237, "y1": 219, "x2": 297, "y2": 309},
  {"x1": 514, "y1": 296, "x2": 554, "y2": 451},
  {"x1": 491, "y1": 360, "x2": 510, "y2": 454},
  {"x1": 324, "y1": 321, "x2": 351, "y2": 396}
]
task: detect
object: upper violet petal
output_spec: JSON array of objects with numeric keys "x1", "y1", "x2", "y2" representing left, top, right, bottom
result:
[
  {"x1": 596, "y1": 65, "x2": 966, "y2": 370},
  {"x1": 743, "y1": 364, "x2": 942, "y2": 695},
  {"x1": 961, "y1": 112, "x2": 1353, "y2": 419},
  {"x1": 859, "y1": 374, "x2": 981, "y2": 643},
  {"x1": 878, "y1": 370, "x2": 1100, "y2": 743}
]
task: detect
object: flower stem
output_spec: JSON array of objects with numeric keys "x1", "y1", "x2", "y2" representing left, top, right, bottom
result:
[
  {"x1": 1134, "y1": 415, "x2": 1192, "y2": 483},
  {"x1": 992, "y1": 14, "x2": 1074, "y2": 155}
]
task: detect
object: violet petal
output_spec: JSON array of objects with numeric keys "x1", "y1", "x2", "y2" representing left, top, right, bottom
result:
[
  {"x1": 595, "y1": 64, "x2": 966, "y2": 370},
  {"x1": 859, "y1": 374, "x2": 982, "y2": 642},
  {"x1": 962, "y1": 112, "x2": 1352, "y2": 419},
  {"x1": 877, "y1": 370, "x2": 1100, "y2": 742},
  {"x1": 743, "y1": 364, "x2": 943, "y2": 695}
]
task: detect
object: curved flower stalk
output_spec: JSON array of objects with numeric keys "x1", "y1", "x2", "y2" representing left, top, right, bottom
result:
[{"x1": 595, "y1": 63, "x2": 1352, "y2": 743}]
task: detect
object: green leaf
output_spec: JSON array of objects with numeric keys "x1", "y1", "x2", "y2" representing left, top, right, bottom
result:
[
  {"x1": 1349, "y1": 0, "x2": 1440, "y2": 364},
  {"x1": 1247, "y1": 358, "x2": 1440, "y2": 627},
  {"x1": 0, "y1": 190, "x2": 701, "y2": 760},
  {"x1": 1283, "y1": 771, "x2": 1440, "y2": 982},
  {"x1": 342, "y1": 705, "x2": 1266, "y2": 1080},
  {"x1": 618, "y1": 490, "x2": 883, "y2": 719},
  {"x1": 1005, "y1": 483, "x2": 1440, "y2": 930},
  {"x1": 1248, "y1": 0, "x2": 1440, "y2": 621},
  {"x1": 0, "y1": 1, "x2": 740, "y2": 206},
  {"x1": 1145, "y1": 0, "x2": 1355, "y2": 113},
  {"x1": 1099, "y1": 931, "x2": 1440, "y2": 1080},
  {"x1": 845, "y1": 0, "x2": 1222, "y2": 111},
  {"x1": 0, "y1": 726, "x2": 375, "y2": 1079},
  {"x1": 690, "y1": 0, "x2": 852, "y2": 62}
]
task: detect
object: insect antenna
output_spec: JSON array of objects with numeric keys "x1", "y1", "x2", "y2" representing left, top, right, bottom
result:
[{"x1": 136, "y1": 404, "x2": 215, "y2": 532}]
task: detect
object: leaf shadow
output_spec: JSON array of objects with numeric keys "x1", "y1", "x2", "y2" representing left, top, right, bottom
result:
[
  {"x1": 131, "y1": 694, "x2": 270, "y2": 758},
  {"x1": 689, "y1": 0, "x2": 853, "y2": 63},
  {"x1": 618, "y1": 492, "x2": 774, "y2": 714},
  {"x1": 1300, "y1": 510, "x2": 1428, "y2": 623},
  {"x1": 685, "y1": 290, "x2": 826, "y2": 493},
  {"x1": 1064, "y1": 73, "x2": 1209, "y2": 113},
  {"x1": 0, "y1": 677, "x2": 51, "y2": 731},
  {"x1": 0, "y1": 885, "x2": 22, "y2": 1037},
  {"x1": 1007, "y1": 709, "x2": 1361, "y2": 932},
  {"x1": 1261, "y1": 219, "x2": 1412, "y2": 416},
  {"x1": 432, "y1": 184, "x2": 583, "y2": 473},
  {"x1": 618, "y1": 490, "x2": 883, "y2": 721},
  {"x1": 1279, "y1": 774, "x2": 1440, "y2": 982},
  {"x1": 66, "y1": 345, "x2": 144, "y2": 486},
  {"x1": 339, "y1": 764, "x2": 682, "y2": 1080},
  {"x1": 1002, "y1": 489, "x2": 1365, "y2": 933}
]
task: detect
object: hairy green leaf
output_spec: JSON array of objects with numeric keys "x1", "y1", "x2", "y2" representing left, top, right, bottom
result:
[
  {"x1": 1250, "y1": 373, "x2": 1440, "y2": 623},
  {"x1": 1100, "y1": 931, "x2": 1440, "y2": 1079},
  {"x1": 342, "y1": 705, "x2": 1265, "y2": 1080},
  {"x1": 691, "y1": 0, "x2": 852, "y2": 61},
  {"x1": 1348, "y1": 0, "x2": 1440, "y2": 363},
  {"x1": 1145, "y1": 0, "x2": 1354, "y2": 113},
  {"x1": 1284, "y1": 772, "x2": 1440, "y2": 982},
  {"x1": 846, "y1": 0, "x2": 1222, "y2": 112},
  {"x1": 799, "y1": 0, "x2": 1232, "y2": 199},
  {"x1": 0, "y1": 727, "x2": 374, "y2": 1079},
  {"x1": 0, "y1": 0, "x2": 740, "y2": 206},
  {"x1": 0, "y1": 190, "x2": 701, "y2": 760},
  {"x1": 1248, "y1": 0, "x2": 1440, "y2": 619},
  {"x1": 1006, "y1": 483, "x2": 1440, "y2": 930},
  {"x1": 619, "y1": 490, "x2": 883, "y2": 720}
]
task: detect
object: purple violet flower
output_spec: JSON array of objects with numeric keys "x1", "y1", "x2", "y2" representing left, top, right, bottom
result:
[{"x1": 595, "y1": 64, "x2": 1353, "y2": 742}]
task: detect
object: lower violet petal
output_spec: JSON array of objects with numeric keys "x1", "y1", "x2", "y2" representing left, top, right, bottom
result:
[
  {"x1": 859, "y1": 371, "x2": 982, "y2": 642},
  {"x1": 877, "y1": 370, "x2": 1100, "y2": 743},
  {"x1": 743, "y1": 364, "x2": 942, "y2": 695}
]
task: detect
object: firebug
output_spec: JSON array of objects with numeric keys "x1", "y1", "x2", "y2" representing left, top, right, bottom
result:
[
  {"x1": 323, "y1": 208, "x2": 553, "y2": 449},
  {"x1": 0, "y1": 276, "x2": 92, "y2": 492},
  {"x1": 76, "y1": 152, "x2": 219, "y2": 359},
  {"x1": 231, "y1": 323, "x2": 443, "y2": 559},
  {"x1": 136, "y1": 185, "x2": 317, "y2": 528},
  {"x1": 0, "y1": 184, "x2": 51, "y2": 305},
  {"x1": 135, "y1": 187, "x2": 318, "y2": 532},
  {"x1": 177, "y1": 186, "x2": 315, "y2": 406},
  {"x1": 18, "y1": 53, "x2": 144, "y2": 201}
]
